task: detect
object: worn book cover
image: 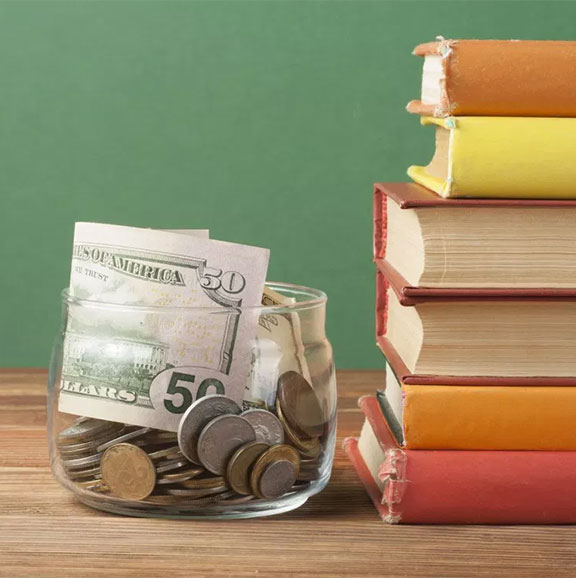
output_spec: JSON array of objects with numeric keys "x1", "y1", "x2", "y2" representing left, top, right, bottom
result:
[
  {"x1": 344, "y1": 395, "x2": 576, "y2": 523},
  {"x1": 407, "y1": 38, "x2": 576, "y2": 117}
]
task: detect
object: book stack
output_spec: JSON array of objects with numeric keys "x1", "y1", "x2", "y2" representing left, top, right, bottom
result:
[{"x1": 345, "y1": 38, "x2": 576, "y2": 524}]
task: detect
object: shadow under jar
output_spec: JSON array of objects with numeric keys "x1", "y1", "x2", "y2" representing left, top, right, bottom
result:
[{"x1": 47, "y1": 282, "x2": 337, "y2": 518}]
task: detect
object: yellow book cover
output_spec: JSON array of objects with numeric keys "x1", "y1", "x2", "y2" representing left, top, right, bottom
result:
[
  {"x1": 408, "y1": 116, "x2": 576, "y2": 198},
  {"x1": 383, "y1": 366, "x2": 576, "y2": 450}
]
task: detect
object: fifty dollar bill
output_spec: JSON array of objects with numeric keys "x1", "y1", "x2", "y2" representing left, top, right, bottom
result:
[{"x1": 59, "y1": 223, "x2": 269, "y2": 431}]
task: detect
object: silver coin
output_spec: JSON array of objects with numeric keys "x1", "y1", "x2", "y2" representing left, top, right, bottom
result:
[
  {"x1": 155, "y1": 458, "x2": 191, "y2": 474},
  {"x1": 62, "y1": 452, "x2": 102, "y2": 470},
  {"x1": 197, "y1": 415, "x2": 256, "y2": 475},
  {"x1": 67, "y1": 466, "x2": 102, "y2": 480},
  {"x1": 241, "y1": 409, "x2": 284, "y2": 445},
  {"x1": 258, "y1": 459, "x2": 297, "y2": 499},
  {"x1": 164, "y1": 485, "x2": 228, "y2": 498},
  {"x1": 58, "y1": 418, "x2": 122, "y2": 444},
  {"x1": 147, "y1": 446, "x2": 182, "y2": 461},
  {"x1": 156, "y1": 467, "x2": 205, "y2": 485},
  {"x1": 96, "y1": 427, "x2": 153, "y2": 453},
  {"x1": 177, "y1": 395, "x2": 241, "y2": 464}
]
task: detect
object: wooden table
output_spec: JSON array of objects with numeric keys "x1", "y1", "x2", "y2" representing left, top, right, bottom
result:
[{"x1": 2, "y1": 369, "x2": 576, "y2": 577}]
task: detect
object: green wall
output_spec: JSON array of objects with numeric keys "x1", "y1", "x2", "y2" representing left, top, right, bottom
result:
[{"x1": 1, "y1": 0, "x2": 575, "y2": 367}]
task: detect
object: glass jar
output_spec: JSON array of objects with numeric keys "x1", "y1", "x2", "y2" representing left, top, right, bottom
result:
[{"x1": 47, "y1": 282, "x2": 336, "y2": 518}]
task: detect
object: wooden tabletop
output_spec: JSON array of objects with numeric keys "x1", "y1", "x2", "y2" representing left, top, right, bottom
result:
[{"x1": 2, "y1": 369, "x2": 576, "y2": 577}]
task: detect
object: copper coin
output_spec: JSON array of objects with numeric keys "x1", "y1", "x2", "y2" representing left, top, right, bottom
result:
[
  {"x1": 241, "y1": 409, "x2": 284, "y2": 445},
  {"x1": 177, "y1": 395, "x2": 241, "y2": 464},
  {"x1": 257, "y1": 459, "x2": 297, "y2": 499},
  {"x1": 250, "y1": 444, "x2": 300, "y2": 497},
  {"x1": 226, "y1": 441, "x2": 270, "y2": 495},
  {"x1": 100, "y1": 443, "x2": 156, "y2": 500},
  {"x1": 276, "y1": 399, "x2": 322, "y2": 458},
  {"x1": 277, "y1": 371, "x2": 324, "y2": 437},
  {"x1": 197, "y1": 415, "x2": 256, "y2": 475}
]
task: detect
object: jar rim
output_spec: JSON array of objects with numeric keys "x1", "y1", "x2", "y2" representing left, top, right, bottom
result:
[{"x1": 61, "y1": 281, "x2": 327, "y2": 313}]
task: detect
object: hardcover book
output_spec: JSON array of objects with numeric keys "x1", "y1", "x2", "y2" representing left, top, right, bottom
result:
[
  {"x1": 344, "y1": 395, "x2": 576, "y2": 524},
  {"x1": 377, "y1": 268, "x2": 576, "y2": 380},
  {"x1": 374, "y1": 182, "x2": 576, "y2": 292},
  {"x1": 407, "y1": 116, "x2": 576, "y2": 199},
  {"x1": 378, "y1": 362, "x2": 576, "y2": 450},
  {"x1": 407, "y1": 38, "x2": 576, "y2": 118}
]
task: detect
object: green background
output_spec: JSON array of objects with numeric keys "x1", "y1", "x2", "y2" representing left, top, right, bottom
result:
[{"x1": 1, "y1": 0, "x2": 575, "y2": 368}]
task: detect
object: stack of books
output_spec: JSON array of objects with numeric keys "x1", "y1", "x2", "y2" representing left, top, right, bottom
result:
[{"x1": 345, "y1": 38, "x2": 576, "y2": 524}]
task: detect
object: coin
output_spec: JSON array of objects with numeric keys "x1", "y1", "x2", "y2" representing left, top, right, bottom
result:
[
  {"x1": 226, "y1": 441, "x2": 269, "y2": 495},
  {"x1": 249, "y1": 444, "x2": 300, "y2": 497},
  {"x1": 277, "y1": 371, "x2": 324, "y2": 437},
  {"x1": 178, "y1": 476, "x2": 226, "y2": 489},
  {"x1": 62, "y1": 452, "x2": 102, "y2": 470},
  {"x1": 148, "y1": 490, "x2": 236, "y2": 506},
  {"x1": 147, "y1": 446, "x2": 183, "y2": 461},
  {"x1": 100, "y1": 443, "x2": 156, "y2": 500},
  {"x1": 276, "y1": 399, "x2": 322, "y2": 458},
  {"x1": 67, "y1": 465, "x2": 102, "y2": 480},
  {"x1": 241, "y1": 409, "x2": 284, "y2": 445},
  {"x1": 156, "y1": 467, "x2": 205, "y2": 485},
  {"x1": 221, "y1": 494, "x2": 255, "y2": 505},
  {"x1": 141, "y1": 431, "x2": 178, "y2": 445},
  {"x1": 58, "y1": 418, "x2": 123, "y2": 445},
  {"x1": 75, "y1": 479, "x2": 106, "y2": 491},
  {"x1": 155, "y1": 458, "x2": 191, "y2": 474},
  {"x1": 257, "y1": 459, "x2": 297, "y2": 499},
  {"x1": 197, "y1": 415, "x2": 256, "y2": 475},
  {"x1": 96, "y1": 427, "x2": 153, "y2": 453},
  {"x1": 165, "y1": 485, "x2": 228, "y2": 498},
  {"x1": 59, "y1": 432, "x2": 116, "y2": 455},
  {"x1": 177, "y1": 395, "x2": 242, "y2": 464}
]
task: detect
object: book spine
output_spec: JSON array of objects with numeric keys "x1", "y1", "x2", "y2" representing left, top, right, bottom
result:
[
  {"x1": 342, "y1": 437, "x2": 396, "y2": 523},
  {"x1": 408, "y1": 39, "x2": 576, "y2": 117},
  {"x1": 372, "y1": 184, "x2": 386, "y2": 261},
  {"x1": 402, "y1": 384, "x2": 576, "y2": 450}
]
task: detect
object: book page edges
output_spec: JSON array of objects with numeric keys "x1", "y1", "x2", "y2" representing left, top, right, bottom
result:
[{"x1": 408, "y1": 117, "x2": 453, "y2": 197}]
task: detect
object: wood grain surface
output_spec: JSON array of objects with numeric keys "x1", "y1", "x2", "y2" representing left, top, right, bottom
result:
[{"x1": 1, "y1": 369, "x2": 576, "y2": 577}]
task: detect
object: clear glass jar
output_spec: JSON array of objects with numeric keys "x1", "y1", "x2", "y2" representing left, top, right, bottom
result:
[{"x1": 47, "y1": 282, "x2": 336, "y2": 518}]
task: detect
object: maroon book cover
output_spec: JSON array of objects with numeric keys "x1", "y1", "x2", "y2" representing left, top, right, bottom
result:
[{"x1": 374, "y1": 182, "x2": 576, "y2": 304}]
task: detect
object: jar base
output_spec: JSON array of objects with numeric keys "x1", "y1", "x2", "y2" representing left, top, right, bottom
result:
[{"x1": 75, "y1": 491, "x2": 311, "y2": 520}]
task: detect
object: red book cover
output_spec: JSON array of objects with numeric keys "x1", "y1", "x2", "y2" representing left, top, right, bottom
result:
[
  {"x1": 344, "y1": 396, "x2": 576, "y2": 524},
  {"x1": 374, "y1": 182, "x2": 576, "y2": 303}
]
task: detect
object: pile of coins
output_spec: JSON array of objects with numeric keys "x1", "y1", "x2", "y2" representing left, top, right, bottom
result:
[{"x1": 56, "y1": 371, "x2": 327, "y2": 506}]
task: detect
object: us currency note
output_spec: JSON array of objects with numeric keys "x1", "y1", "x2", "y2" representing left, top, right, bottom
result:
[
  {"x1": 244, "y1": 286, "x2": 312, "y2": 409},
  {"x1": 59, "y1": 222, "x2": 269, "y2": 431}
]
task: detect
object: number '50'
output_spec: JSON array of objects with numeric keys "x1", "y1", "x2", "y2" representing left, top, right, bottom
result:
[
  {"x1": 199, "y1": 268, "x2": 246, "y2": 294},
  {"x1": 163, "y1": 372, "x2": 225, "y2": 414}
]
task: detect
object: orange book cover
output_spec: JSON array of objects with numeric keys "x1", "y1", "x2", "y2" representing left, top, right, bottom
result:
[
  {"x1": 379, "y1": 346, "x2": 576, "y2": 450},
  {"x1": 407, "y1": 38, "x2": 576, "y2": 117}
]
